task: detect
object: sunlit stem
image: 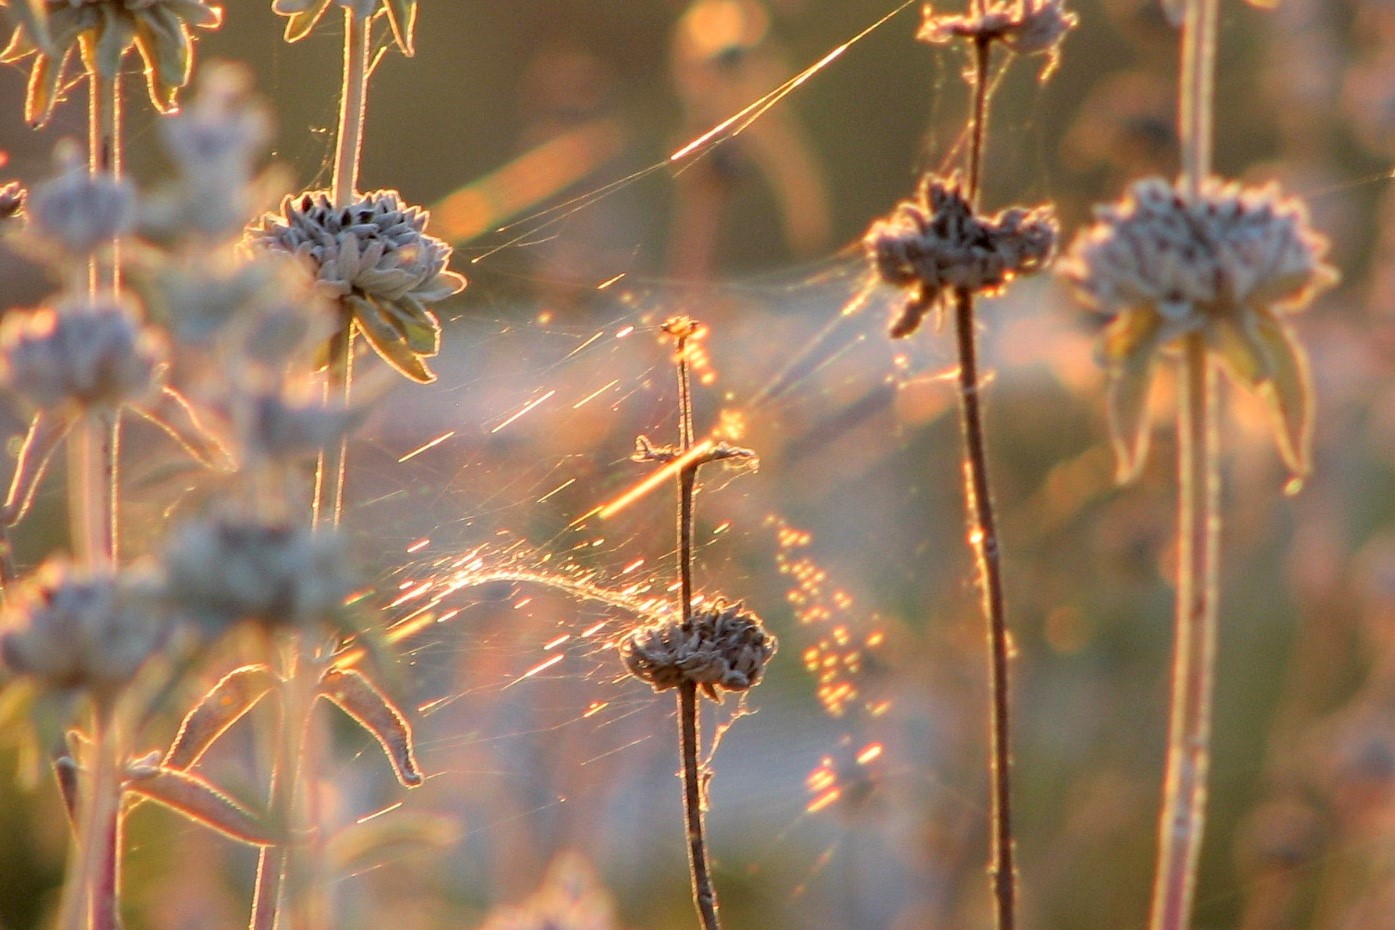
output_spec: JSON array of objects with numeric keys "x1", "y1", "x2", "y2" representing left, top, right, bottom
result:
[
  {"x1": 70, "y1": 69, "x2": 123, "y2": 569},
  {"x1": 314, "y1": 8, "x2": 371, "y2": 530},
  {"x1": 252, "y1": 638, "x2": 326, "y2": 930},
  {"x1": 670, "y1": 326, "x2": 720, "y2": 930},
  {"x1": 953, "y1": 29, "x2": 1018, "y2": 930},
  {"x1": 55, "y1": 704, "x2": 123, "y2": 930}
]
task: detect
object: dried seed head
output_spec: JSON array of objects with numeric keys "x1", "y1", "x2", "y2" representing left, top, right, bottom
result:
[
  {"x1": 620, "y1": 600, "x2": 777, "y2": 701},
  {"x1": 271, "y1": 0, "x2": 417, "y2": 54},
  {"x1": 0, "y1": 0, "x2": 223, "y2": 124},
  {"x1": 0, "y1": 297, "x2": 164, "y2": 411},
  {"x1": 864, "y1": 175, "x2": 1056, "y2": 337},
  {"x1": 0, "y1": 559, "x2": 166, "y2": 697},
  {"x1": 162, "y1": 515, "x2": 354, "y2": 637},
  {"x1": 247, "y1": 189, "x2": 466, "y2": 382},
  {"x1": 920, "y1": 0, "x2": 1077, "y2": 77},
  {"x1": 25, "y1": 147, "x2": 135, "y2": 259},
  {"x1": 1061, "y1": 176, "x2": 1336, "y2": 480}
]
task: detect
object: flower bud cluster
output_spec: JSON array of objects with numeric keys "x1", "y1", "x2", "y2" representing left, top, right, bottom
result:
[
  {"x1": 0, "y1": 298, "x2": 163, "y2": 411},
  {"x1": 163, "y1": 515, "x2": 354, "y2": 637},
  {"x1": 621, "y1": 601, "x2": 777, "y2": 701},
  {"x1": 0, "y1": 559, "x2": 165, "y2": 697}
]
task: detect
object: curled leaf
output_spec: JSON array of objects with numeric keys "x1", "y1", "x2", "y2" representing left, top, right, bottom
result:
[
  {"x1": 125, "y1": 767, "x2": 276, "y2": 846},
  {"x1": 164, "y1": 665, "x2": 277, "y2": 770},
  {"x1": 317, "y1": 667, "x2": 423, "y2": 787}
]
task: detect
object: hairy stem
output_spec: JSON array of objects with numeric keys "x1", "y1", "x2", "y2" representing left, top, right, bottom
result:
[
  {"x1": 311, "y1": 325, "x2": 354, "y2": 530},
  {"x1": 672, "y1": 325, "x2": 720, "y2": 930},
  {"x1": 1149, "y1": 2, "x2": 1220, "y2": 928},
  {"x1": 1150, "y1": 336, "x2": 1220, "y2": 930},
  {"x1": 953, "y1": 31, "x2": 1017, "y2": 930},
  {"x1": 56, "y1": 707, "x2": 122, "y2": 930}
]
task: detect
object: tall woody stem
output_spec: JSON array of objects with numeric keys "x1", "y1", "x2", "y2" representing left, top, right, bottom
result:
[
  {"x1": 670, "y1": 322, "x2": 720, "y2": 930},
  {"x1": 1150, "y1": 1, "x2": 1221, "y2": 928},
  {"x1": 951, "y1": 24, "x2": 1017, "y2": 930}
]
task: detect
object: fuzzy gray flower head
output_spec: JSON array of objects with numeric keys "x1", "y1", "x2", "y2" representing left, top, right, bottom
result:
[
  {"x1": 864, "y1": 174, "x2": 1056, "y2": 338},
  {"x1": 272, "y1": 0, "x2": 417, "y2": 54},
  {"x1": 0, "y1": 0, "x2": 223, "y2": 125},
  {"x1": 240, "y1": 387, "x2": 359, "y2": 464},
  {"x1": 920, "y1": 0, "x2": 1076, "y2": 76},
  {"x1": 620, "y1": 600, "x2": 777, "y2": 701},
  {"x1": 1061, "y1": 176, "x2": 1336, "y2": 481},
  {"x1": 0, "y1": 297, "x2": 164, "y2": 411},
  {"x1": 25, "y1": 145, "x2": 134, "y2": 260},
  {"x1": 248, "y1": 189, "x2": 466, "y2": 383},
  {"x1": 143, "y1": 61, "x2": 274, "y2": 243},
  {"x1": 163, "y1": 515, "x2": 354, "y2": 637},
  {"x1": 0, "y1": 559, "x2": 166, "y2": 698}
]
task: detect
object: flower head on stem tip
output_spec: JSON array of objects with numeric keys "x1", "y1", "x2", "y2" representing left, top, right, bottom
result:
[
  {"x1": 920, "y1": 0, "x2": 1077, "y2": 78},
  {"x1": 621, "y1": 600, "x2": 777, "y2": 702},
  {"x1": 0, "y1": 0, "x2": 223, "y2": 124},
  {"x1": 1061, "y1": 175, "x2": 1336, "y2": 482},
  {"x1": 864, "y1": 174, "x2": 1056, "y2": 338},
  {"x1": 247, "y1": 190, "x2": 466, "y2": 383},
  {"x1": 24, "y1": 142, "x2": 134, "y2": 263},
  {"x1": 271, "y1": 0, "x2": 417, "y2": 55}
]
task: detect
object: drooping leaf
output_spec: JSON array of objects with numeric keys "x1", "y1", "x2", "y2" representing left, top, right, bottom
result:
[
  {"x1": 164, "y1": 665, "x2": 277, "y2": 771},
  {"x1": 282, "y1": 0, "x2": 332, "y2": 43},
  {"x1": 349, "y1": 294, "x2": 436, "y2": 383},
  {"x1": 1255, "y1": 316, "x2": 1314, "y2": 478},
  {"x1": 24, "y1": 46, "x2": 64, "y2": 127},
  {"x1": 125, "y1": 767, "x2": 276, "y2": 846},
  {"x1": 132, "y1": 386, "x2": 234, "y2": 471},
  {"x1": 317, "y1": 667, "x2": 423, "y2": 788},
  {"x1": 383, "y1": 0, "x2": 417, "y2": 56},
  {"x1": 1101, "y1": 311, "x2": 1163, "y2": 483}
]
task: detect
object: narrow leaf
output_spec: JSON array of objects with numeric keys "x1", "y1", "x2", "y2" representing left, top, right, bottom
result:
[
  {"x1": 327, "y1": 812, "x2": 459, "y2": 873},
  {"x1": 164, "y1": 665, "x2": 277, "y2": 771},
  {"x1": 317, "y1": 667, "x2": 423, "y2": 788},
  {"x1": 1255, "y1": 316, "x2": 1314, "y2": 478},
  {"x1": 132, "y1": 386, "x2": 234, "y2": 471},
  {"x1": 4, "y1": 411, "x2": 72, "y2": 527},
  {"x1": 125, "y1": 768, "x2": 276, "y2": 846},
  {"x1": 383, "y1": 0, "x2": 417, "y2": 56},
  {"x1": 1101, "y1": 312, "x2": 1163, "y2": 484},
  {"x1": 24, "y1": 48, "x2": 64, "y2": 127},
  {"x1": 283, "y1": 0, "x2": 332, "y2": 43},
  {"x1": 350, "y1": 295, "x2": 436, "y2": 383}
]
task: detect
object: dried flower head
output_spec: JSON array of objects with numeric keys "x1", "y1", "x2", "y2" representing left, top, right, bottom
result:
[
  {"x1": 163, "y1": 515, "x2": 354, "y2": 637},
  {"x1": 1061, "y1": 176, "x2": 1336, "y2": 481},
  {"x1": 0, "y1": 297, "x2": 164, "y2": 411},
  {"x1": 271, "y1": 0, "x2": 417, "y2": 54},
  {"x1": 25, "y1": 145, "x2": 134, "y2": 260},
  {"x1": 248, "y1": 190, "x2": 466, "y2": 383},
  {"x1": 864, "y1": 174, "x2": 1056, "y2": 337},
  {"x1": 920, "y1": 0, "x2": 1077, "y2": 77},
  {"x1": 0, "y1": 559, "x2": 165, "y2": 698},
  {"x1": 0, "y1": 0, "x2": 223, "y2": 125},
  {"x1": 620, "y1": 600, "x2": 777, "y2": 701}
]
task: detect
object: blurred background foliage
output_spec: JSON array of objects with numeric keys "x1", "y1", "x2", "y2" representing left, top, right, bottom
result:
[{"x1": 1, "y1": 1, "x2": 1395, "y2": 929}]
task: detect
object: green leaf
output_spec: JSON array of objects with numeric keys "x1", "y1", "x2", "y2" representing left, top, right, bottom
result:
[
  {"x1": 383, "y1": 0, "x2": 416, "y2": 56},
  {"x1": 327, "y1": 811, "x2": 458, "y2": 873},
  {"x1": 1208, "y1": 316, "x2": 1270, "y2": 389},
  {"x1": 1255, "y1": 316, "x2": 1314, "y2": 478},
  {"x1": 376, "y1": 295, "x2": 440, "y2": 357},
  {"x1": 3, "y1": 0, "x2": 50, "y2": 57},
  {"x1": 125, "y1": 768, "x2": 276, "y2": 846},
  {"x1": 24, "y1": 47, "x2": 65, "y2": 127},
  {"x1": 283, "y1": 0, "x2": 331, "y2": 43},
  {"x1": 349, "y1": 295, "x2": 436, "y2": 383},
  {"x1": 164, "y1": 665, "x2": 277, "y2": 771},
  {"x1": 317, "y1": 667, "x2": 423, "y2": 788}
]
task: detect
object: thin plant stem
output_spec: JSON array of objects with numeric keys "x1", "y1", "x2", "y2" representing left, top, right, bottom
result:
[
  {"x1": 55, "y1": 706, "x2": 122, "y2": 930},
  {"x1": 671, "y1": 324, "x2": 720, "y2": 930},
  {"x1": 951, "y1": 29, "x2": 1017, "y2": 930},
  {"x1": 1149, "y1": 2, "x2": 1220, "y2": 927}
]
